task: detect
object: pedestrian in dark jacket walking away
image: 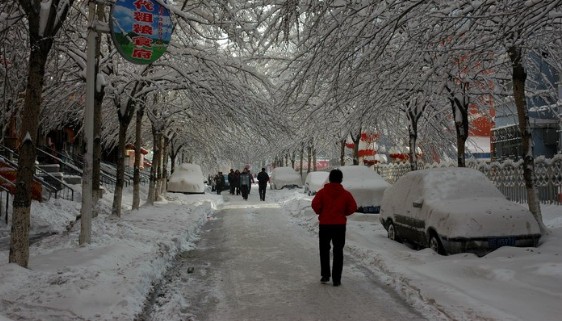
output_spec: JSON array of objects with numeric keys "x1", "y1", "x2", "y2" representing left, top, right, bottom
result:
[
  {"x1": 246, "y1": 168, "x2": 255, "y2": 194},
  {"x1": 228, "y1": 169, "x2": 235, "y2": 195},
  {"x1": 214, "y1": 171, "x2": 225, "y2": 195},
  {"x1": 256, "y1": 168, "x2": 269, "y2": 201},
  {"x1": 233, "y1": 170, "x2": 241, "y2": 195},
  {"x1": 311, "y1": 169, "x2": 357, "y2": 287},
  {"x1": 239, "y1": 168, "x2": 251, "y2": 200}
]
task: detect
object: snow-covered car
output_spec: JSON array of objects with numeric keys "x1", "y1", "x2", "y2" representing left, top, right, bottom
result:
[
  {"x1": 379, "y1": 167, "x2": 542, "y2": 256},
  {"x1": 304, "y1": 171, "x2": 329, "y2": 196},
  {"x1": 167, "y1": 163, "x2": 206, "y2": 194},
  {"x1": 339, "y1": 165, "x2": 390, "y2": 213},
  {"x1": 270, "y1": 167, "x2": 302, "y2": 189}
]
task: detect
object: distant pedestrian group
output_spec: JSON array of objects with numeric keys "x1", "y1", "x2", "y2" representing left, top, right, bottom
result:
[{"x1": 218, "y1": 167, "x2": 271, "y2": 201}]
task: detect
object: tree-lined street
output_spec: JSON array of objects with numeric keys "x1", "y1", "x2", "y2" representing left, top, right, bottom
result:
[{"x1": 144, "y1": 191, "x2": 427, "y2": 321}]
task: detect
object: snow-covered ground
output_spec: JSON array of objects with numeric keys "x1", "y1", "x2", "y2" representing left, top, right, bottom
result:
[{"x1": 0, "y1": 184, "x2": 560, "y2": 321}]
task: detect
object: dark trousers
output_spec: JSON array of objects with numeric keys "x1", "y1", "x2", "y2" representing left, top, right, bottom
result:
[
  {"x1": 258, "y1": 183, "x2": 267, "y2": 200},
  {"x1": 241, "y1": 185, "x2": 249, "y2": 199},
  {"x1": 319, "y1": 225, "x2": 346, "y2": 283}
]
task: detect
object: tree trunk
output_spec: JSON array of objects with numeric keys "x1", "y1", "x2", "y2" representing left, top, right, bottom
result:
[
  {"x1": 160, "y1": 136, "x2": 169, "y2": 196},
  {"x1": 406, "y1": 103, "x2": 424, "y2": 171},
  {"x1": 299, "y1": 143, "x2": 304, "y2": 178},
  {"x1": 306, "y1": 142, "x2": 312, "y2": 173},
  {"x1": 313, "y1": 147, "x2": 317, "y2": 171},
  {"x1": 339, "y1": 139, "x2": 345, "y2": 166},
  {"x1": 169, "y1": 138, "x2": 181, "y2": 175},
  {"x1": 446, "y1": 84, "x2": 469, "y2": 167},
  {"x1": 92, "y1": 2, "x2": 106, "y2": 208},
  {"x1": 508, "y1": 45, "x2": 547, "y2": 233},
  {"x1": 155, "y1": 134, "x2": 164, "y2": 200},
  {"x1": 290, "y1": 150, "x2": 296, "y2": 169},
  {"x1": 351, "y1": 131, "x2": 361, "y2": 165},
  {"x1": 111, "y1": 82, "x2": 139, "y2": 216},
  {"x1": 111, "y1": 124, "x2": 128, "y2": 217},
  {"x1": 10, "y1": 139, "x2": 35, "y2": 268},
  {"x1": 11, "y1": 0, "x2": 72, "y2": 263},
  {"x1": 169, "y1": 153, "x2": 176, "y2": 175},
  {"x1": 132, "y1": 107, "x2": 144, "y2": 210},
  {"x1": 93, "y1": 89, "x2": 103, "y2": 206},
  {"x1": 147, "y1": 126, "x2": 161, "y2": 205},
  {"x1": 408, "y1": 127, "x2": 418, "y2": 171},
  {"x1": 10, "y1": 23, "x2": 51, "y2": 267}
]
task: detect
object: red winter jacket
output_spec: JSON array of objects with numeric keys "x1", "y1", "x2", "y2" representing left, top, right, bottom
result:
[{"x1": 311, "y1": 182, "x2": 357, "y2": 225}]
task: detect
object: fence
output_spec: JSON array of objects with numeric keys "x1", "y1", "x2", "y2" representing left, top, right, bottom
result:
[{"x1": 373, "y1": 154, "x2": 562, "y2": 205}]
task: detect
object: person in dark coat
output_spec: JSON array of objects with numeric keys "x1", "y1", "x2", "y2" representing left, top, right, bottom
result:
[
  {"x1": 311, "y1": 169, "x2": 357, "y2": 287},
  {"x1": 256, "y1": 168, "x2": 270, "y2": 201},
  {"x1": 239, "y1": 168, "x2": 251, "y2": 200},
  {"x1": 228, "y1": 169, "x2": 235, "y2": 195},
  {"x1": 215, "y1": 171, "x2": 224, "y2": 195},
  {"x1": 246, "y1": 168, "x2": 255, "y2": 194},
  {"x1": 233, "y1": 170, "x2": 241, "y2": 195}
]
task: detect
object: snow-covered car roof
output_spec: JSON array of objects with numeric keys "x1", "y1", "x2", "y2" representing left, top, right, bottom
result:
[
  {"x1": 167, "y1": 163, "x2": 205, "y2": 194},
  {"x1": 271, "y1": 167, "x2": 302, "y2": 189},
  {"x1": 338, "y1": 166, "x2": 390, "y2": 209},
  {"x1": 304, "y1": 171, "x2": 329, "y2": 194}
]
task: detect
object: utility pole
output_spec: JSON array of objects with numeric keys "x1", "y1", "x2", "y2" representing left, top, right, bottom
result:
[{"x1": 80, "y1": 0, "x2": 109, "y2": 244}]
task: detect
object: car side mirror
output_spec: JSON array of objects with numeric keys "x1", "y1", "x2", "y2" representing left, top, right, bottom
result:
[{"x1": 413, "y1": 199, "x2": 423, "y2": 208}]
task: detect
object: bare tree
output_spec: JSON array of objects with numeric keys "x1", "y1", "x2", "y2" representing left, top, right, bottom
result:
[
  {"x1": 402, "y1": 92, "x2": 427, "y2": 171},
  {"x1": 9, "y1": 0, "x2": 74, "y2": 268}
]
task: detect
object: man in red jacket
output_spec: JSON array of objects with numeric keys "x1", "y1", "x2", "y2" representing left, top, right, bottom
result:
[{"x1": 311, "y1": 169, "x2": 357, "y2": 287}]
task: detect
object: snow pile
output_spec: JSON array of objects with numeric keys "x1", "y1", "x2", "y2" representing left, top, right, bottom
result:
[{"x1": 0, "y1": 187, "x2": 223, "y2": 321}]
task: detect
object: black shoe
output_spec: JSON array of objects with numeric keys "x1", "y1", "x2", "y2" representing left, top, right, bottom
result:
[
  {"x1": 333, "y1": 281, "x2": 341, "y2": 287},
  {"x1": 320, "y1": 277, "x2": 329, "y2": 284}
]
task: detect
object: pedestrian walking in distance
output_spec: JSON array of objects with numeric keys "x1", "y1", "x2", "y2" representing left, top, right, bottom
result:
[
  {"x1": 257, "y1": 168, "x2": 270, "y2": 201},
  {"x1": 228, "y1": 169, "x2": 235, "y2": 195},
  {"x1": 311, "y1": 169, "x2": 357, "y2": 287},
  {"x1": 239, "y1": 168, "x2": 251, "y2": 200}
]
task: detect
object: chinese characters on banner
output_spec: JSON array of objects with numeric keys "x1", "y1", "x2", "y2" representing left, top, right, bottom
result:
[
  {"x1": 131, "y1": 0, "x2": 154, "y2": 60},
  {"x1": 110, "y1": 0, "x2": 173, "y2": 64}
]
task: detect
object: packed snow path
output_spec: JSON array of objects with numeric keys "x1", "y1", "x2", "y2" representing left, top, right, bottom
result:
[{"x1": 147, "y1": 190, "x2": 427, "y2": 321}]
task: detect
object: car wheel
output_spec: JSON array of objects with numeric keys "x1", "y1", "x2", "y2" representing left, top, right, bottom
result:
[
  {"x1": 387, "y1": 221, "x2": 401, "y2": 242},
  {"x1": 429, "y1": 232, "x2": 446, "y2": 255}
]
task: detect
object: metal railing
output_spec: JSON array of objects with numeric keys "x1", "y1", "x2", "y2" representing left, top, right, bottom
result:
[
  {"x1": 0, "y1": 147, "x2": 74, "y2": 201},
  {"x1": 0, "y1": 176, "x2": 13, "y2": 224},
  {"x1": 37, "y1": 148, "x2": 120, "y2": 192},
  {"x1": 37, "y1": 148, "x2": 82, "y2": 176},
  {"x1": 374, "y1": 155, "x2": 562, "y2": 205}
]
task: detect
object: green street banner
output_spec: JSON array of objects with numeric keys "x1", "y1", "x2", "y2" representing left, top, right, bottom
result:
[{"x1": 110, "y1": 0, "x2": 173, "y2": 64}]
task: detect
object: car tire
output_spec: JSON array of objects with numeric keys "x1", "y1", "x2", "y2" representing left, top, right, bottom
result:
[
  {"x1": 429, "y1": 232, "x2": 446, "y2": 255},
  {"x1": 387, "y1": 221, "x2": 401, "y2": 242}
]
